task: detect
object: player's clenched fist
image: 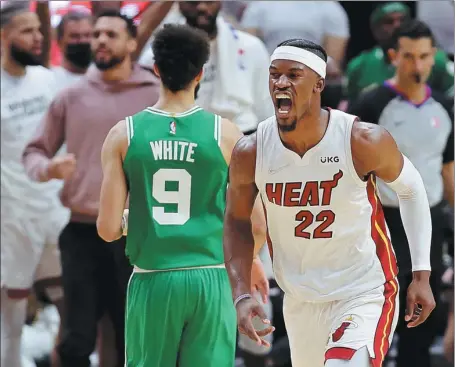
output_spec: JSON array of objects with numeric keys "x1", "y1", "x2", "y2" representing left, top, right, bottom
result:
[
  {"x1": 47, "y1": 153, "x2": 77, "y2": 180},
  {"x1": 405, "y1": 274, "x2": 436, "y2": 328},
  {"x1": 236, "y1": 296, "x2": 275, "y2": 347}
]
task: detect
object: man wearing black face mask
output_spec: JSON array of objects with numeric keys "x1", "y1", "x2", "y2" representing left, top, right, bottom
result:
[
  {"x1": 1, "y1": 2, "x2": 69, "y2": 366},
  {"x1": 52, "y1": 10, "x2": 93, "y2": 90}
]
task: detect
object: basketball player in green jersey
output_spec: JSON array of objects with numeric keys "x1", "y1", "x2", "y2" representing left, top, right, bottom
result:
[{"x1": 96, "y1": 24, "x2": 271, "y2": 367}]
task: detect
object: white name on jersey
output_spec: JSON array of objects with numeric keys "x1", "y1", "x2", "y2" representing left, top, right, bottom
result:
[{"x1": 150, "y1": 140, "x2": 198, "y2": 163}]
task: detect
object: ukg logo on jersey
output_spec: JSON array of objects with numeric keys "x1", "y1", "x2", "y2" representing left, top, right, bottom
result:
[{"x1": 321, "y1": 156, "x2": 339, "y2": 163}]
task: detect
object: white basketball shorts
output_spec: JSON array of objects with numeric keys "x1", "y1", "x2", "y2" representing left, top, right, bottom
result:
[
  {"x1": 1, "y1": 201, "x2": 70, "y2": 289},
  {"x1": 283, "y1": 278, "x2": 399, "y2": 367}
]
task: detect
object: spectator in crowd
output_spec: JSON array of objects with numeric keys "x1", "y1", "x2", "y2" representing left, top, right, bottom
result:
[
  {"x1": 417, "y1": 0, "x2": 454, "y2": 60},
  {"x1": 23, "y1": 10, "x2": 160, "y2": 367},
  {"x1": 348, "y1": 20, "x2": 454, "y2": 367},
  {"x1": 52, "y1": 10, "x2": 93, "y2": 88},
  {"x1": 51, "y1": 3, "x2": 173, "y2": 78},
  {"x1": 35, "y1": 1, "x2": 173, "y2": 71},
  {"x1": 346, "y1": 2, "x2": 454, "y2": 103},
  {"x1": 0, "y1": 2, "x2": 69, "y2": 367},
  {"x1": 140, "y1": 1, "x2": 274, "y2": 135}
]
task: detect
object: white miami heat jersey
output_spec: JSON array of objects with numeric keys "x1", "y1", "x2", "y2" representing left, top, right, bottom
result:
[{"x1": 255, "y1": 110, "x2": 398, "y2": 302}]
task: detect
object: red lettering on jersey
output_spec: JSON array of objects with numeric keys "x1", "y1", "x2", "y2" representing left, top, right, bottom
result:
[
  {"x1": 283, "y1": 182, "x2": 301, "y2": 206},
  {"x1": 299, "y1": 181, "x2": 319, "y2": 206},
  {"x1": 265, "y1": 170, "x2": 344, "y2": 208},
  {"x1": 265, "y1": 183, "x2": 283, "y2": 205},
  {"x1": 314, "y1": 210, "x2": 335, "y2": 238},
  {"x1": 320, "y1": 170, "x2": 343, "y2": 205}
]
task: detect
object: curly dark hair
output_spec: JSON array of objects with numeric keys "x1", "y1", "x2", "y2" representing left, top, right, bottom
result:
[{"x1": 152, "y1": 24, "x2": 210, "y2": 92}]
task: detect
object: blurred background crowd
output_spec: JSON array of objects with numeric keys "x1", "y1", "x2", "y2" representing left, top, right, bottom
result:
[{"x1": 0, "y1": 1, "x2": 453, "y2": 367}]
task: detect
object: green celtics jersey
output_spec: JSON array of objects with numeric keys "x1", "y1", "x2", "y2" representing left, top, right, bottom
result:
[
  {"x1": 123, "y1": 106, "x2": 228, "y2": 270},
  {"x1": 346, "y1": 46, "x2": 454, "y2": 102}
]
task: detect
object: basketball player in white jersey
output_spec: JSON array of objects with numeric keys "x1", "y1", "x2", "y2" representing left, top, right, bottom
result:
[{"x1": 224, "y1": 38, "x2": 435, "y2": 367}]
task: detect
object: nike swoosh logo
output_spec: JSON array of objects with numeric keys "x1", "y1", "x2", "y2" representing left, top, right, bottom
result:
[{"x1": 268, "y1": 164, "x2": 290, "y2": 174}]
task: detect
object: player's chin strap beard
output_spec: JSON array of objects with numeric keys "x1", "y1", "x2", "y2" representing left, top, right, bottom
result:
[
  {"x1": 270, "y1": 46, "x2": 327, "y2": 79},
  {"x1": 277, "y1": 119, "x2": 297, "y2": 132}
]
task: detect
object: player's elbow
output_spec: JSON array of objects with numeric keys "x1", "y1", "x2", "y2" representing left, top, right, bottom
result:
[{"x1": 96, "y1": 217, "x2": 121, "y2": 243}]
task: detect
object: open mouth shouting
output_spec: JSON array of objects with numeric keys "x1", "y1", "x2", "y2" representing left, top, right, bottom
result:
[{"x1": 275, "y1": 92, "x2": 293, "y2": 117}]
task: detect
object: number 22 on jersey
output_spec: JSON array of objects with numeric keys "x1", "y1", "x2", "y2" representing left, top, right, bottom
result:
[{"x1": 265, "y1": 170, "x2": 343, "y2": 240}]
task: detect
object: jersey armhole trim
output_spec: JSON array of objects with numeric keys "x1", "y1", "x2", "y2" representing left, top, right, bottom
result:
[
  {"x1": 126, "y1": 116, "x2": 134, "y2": 146},
  {"x1": 345, "y1": 117, "x2": 368, "y2": 188},
  {"x1": 214, "y1": 115, "x2": 228, "y2": 167},
  {"x1": 214, "y1": 115, "x2": 221, "y2": 146},
  {"x1": 255, "y1": 120, "x2": 264, "y2": 194},
  {"x1": 218, "y1": 116, "x2": 221, "y2": 146}
]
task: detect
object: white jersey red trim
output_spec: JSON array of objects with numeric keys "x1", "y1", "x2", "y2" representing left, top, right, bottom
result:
[{"x1": 255, "y1": 109, "x2": 398, "y2": 303}]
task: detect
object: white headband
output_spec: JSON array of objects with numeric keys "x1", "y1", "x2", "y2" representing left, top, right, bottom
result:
[{"x1": 271, "y1": 46, "x2": 327, "y2": 78}]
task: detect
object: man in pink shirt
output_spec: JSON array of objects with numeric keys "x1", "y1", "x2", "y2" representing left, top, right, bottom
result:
[{"x1": 23, "y1": 10, "x2": 160, "y2": 367}]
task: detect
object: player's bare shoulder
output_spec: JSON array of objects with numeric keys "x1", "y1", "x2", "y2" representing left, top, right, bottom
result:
[
  {"x1": 229, "y1": 132, "x2": 258, "y2": 185},
  {"x1": 102, "y1": 120, "x2": 129, "y2": 160},
  {"x1": 111, "y1": 119, "x2": 129, "y2": 137},
  {"x1": 351, "y1": 120, "x2": 401, "y2": 177},
  {"x1": 220, "y1": 118, "x2": 243, "y2": 165}
]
